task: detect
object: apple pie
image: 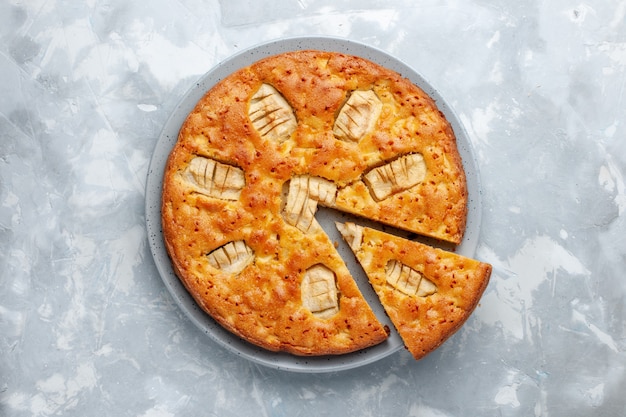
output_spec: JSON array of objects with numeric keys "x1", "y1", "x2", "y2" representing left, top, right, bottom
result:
[{"x1": 161, "y1": 49, "x2": 483, "y2": 357}]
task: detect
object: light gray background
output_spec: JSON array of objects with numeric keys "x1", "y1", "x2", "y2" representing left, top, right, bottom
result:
[{"x1": 1, "y1": 1, "x2": 625, "y2": 416}]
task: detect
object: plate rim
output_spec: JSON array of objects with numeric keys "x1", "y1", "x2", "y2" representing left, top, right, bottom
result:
[{"x1": 145, "y1": 35, "x2": 484, "y2": 373}]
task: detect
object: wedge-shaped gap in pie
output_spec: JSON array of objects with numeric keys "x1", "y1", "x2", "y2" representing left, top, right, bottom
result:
[
  {"x1": 301, "y1": 264, "x2": 339, "y2": 319},
  {"x1": 363, "y1": 153, "x2": 427, "y2": 201},
  {"x1": 385, "y1": 260, "x2": 437, "y2": 297},
  {"x1": 333, "y1": 89, "x2": 383, "y2": 142},
  {"x1": 249, "y1": 83, "x2": 297, "y2": 142},
  {"x1": 186, "y1": 156, "x2": 245, "y2": 201},
  {"x1": 282, "y1": 175, "x2": 337, "y2": 233},
  {"x1": 206, "y1": 240, "x2": 255, "y2": 275}
]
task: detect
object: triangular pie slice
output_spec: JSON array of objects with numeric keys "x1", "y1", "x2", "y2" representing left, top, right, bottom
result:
[{"x1": 337, "y1": 222, "x2": 491, "y2": 360}]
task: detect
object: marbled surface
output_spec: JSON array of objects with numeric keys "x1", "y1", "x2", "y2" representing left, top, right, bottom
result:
[{"x1": 1, "y1": 0, "x2": 625, "y2": 416}]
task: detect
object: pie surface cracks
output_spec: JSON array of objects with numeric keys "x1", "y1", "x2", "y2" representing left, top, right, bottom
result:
[{"x1": 161, "y1": 50, "x2": 470, "y2": 356}]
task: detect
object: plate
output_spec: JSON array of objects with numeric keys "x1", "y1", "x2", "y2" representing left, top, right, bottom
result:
[{"x1": 145, "y1": 36, "x2": 483, "y2": 373}]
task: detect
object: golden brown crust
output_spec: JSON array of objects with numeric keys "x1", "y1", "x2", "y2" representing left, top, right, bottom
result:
[
  {"x1": 339, "y1": 223, "x2": 491, "y2": 360},
  {"x1": 161, "y1": 50, "x2": 469, "y2": 356}
]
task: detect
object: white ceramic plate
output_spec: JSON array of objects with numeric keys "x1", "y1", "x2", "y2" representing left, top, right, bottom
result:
[{"x1": 145, "y1": 36, "x2": 483, "y2": 373}]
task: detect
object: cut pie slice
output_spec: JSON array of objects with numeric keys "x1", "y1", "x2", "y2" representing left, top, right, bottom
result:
[{"x1": 337, "y1": 222, "x2": 491, "y2": 360}]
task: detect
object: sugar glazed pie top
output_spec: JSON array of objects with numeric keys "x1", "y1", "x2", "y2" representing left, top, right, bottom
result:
[{"x1": 161, "y1": 50, "x2": 477, "y2": 356}]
